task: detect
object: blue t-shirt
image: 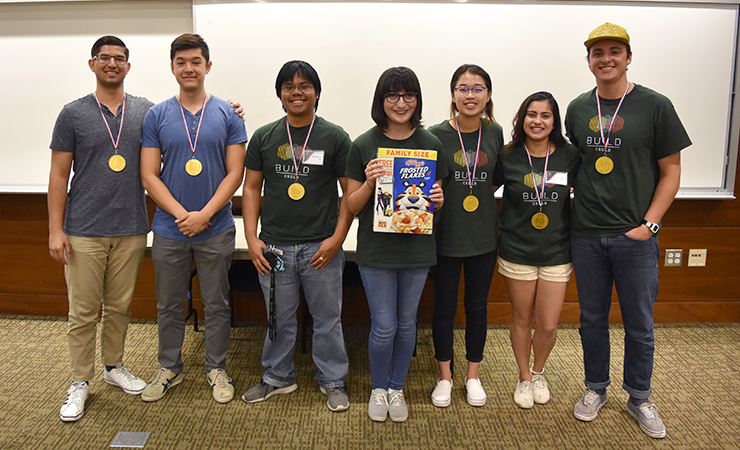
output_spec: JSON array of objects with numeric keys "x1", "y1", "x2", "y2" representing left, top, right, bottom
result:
[{"x1": 142, "y1": 95, "x2": 248, "y2": 241}]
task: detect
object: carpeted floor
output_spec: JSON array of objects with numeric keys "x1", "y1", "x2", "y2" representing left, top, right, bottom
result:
[{"x1": 0, "y1": 315, "x2": 737, "y2": 449}]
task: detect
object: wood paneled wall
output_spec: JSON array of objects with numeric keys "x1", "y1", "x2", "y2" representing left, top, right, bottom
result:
[{"x1": 2, "y1": 164, "x2": 739, "y2": 324}]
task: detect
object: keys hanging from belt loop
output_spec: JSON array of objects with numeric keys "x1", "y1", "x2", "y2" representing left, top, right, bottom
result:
[{"x1": 263, "y1": 245, "x2": 284, "y2": 342}]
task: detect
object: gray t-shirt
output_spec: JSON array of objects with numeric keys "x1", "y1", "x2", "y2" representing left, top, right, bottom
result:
[{"x1": 50, "y1": 93, "x2": 152, "y2": 237}]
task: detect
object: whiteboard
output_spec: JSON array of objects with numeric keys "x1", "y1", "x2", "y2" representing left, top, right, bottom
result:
[
  {"x1": 0, "y1": 0, "x2": 192, "y2": 192},
  {"x1": 0, "y1": 0, "x2": 738, "y2": 199},
  {"x1": 195, "y1": 1, "x2": 739, "y2": 198}
]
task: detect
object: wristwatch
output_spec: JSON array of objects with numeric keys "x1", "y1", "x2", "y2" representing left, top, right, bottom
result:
[{"x1": 642, "y1": 219, "x2": 660, "y2": 234}]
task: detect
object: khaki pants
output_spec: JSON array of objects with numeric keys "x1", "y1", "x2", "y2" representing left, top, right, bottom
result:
[{"x1": 65, "y1": 234, "x2": 146, "y2": 381}]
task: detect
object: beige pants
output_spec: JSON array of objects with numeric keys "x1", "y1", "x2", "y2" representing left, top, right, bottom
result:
[{"x1": 65, "y1": 234, "x2": 146, "y2": 381}]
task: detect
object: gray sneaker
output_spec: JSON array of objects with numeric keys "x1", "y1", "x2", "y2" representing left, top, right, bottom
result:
[
  {"x1": 626, "y1": 400, "x2": 667, "y2": 439},
  {"x1": 241, "y1": 380, "x2": 297, "y2": 403},
  {"x1": 320, "y1": 386, "x2": 349, "y2": 412},
  {"x1": 367, "y1": 388, "x2": 388, "y2": 422},
  {"x1": 388, "y1": 389, "x2": 408, "y2": 423},
  {"x1": 573, "y1": 389, "x2": 608, "y2": 421}
]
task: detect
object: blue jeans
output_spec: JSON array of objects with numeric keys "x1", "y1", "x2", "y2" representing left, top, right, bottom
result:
[
  {"x1": 258, "y1": 243, "x2": 348, "y2": 388},
  {"x1": 571, "y1": 233, "x2": 660, "y2": 399},
  {"x1": 359, "y1": 266, "x2": 429, "y2": 391}
]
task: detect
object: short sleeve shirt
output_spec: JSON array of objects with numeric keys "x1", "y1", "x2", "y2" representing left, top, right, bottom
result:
[
  {"x1": 565, "y1": 84, "x2": 691, "y2": 236},
  {"x1": 429, "y1": 119, "x2": 503, "y2": 258},
  {"x1": 244, "y1": 116, "x2": 351, "y2": 245},
  {"x1": 493, "y1": 143, "x2": 580, "y2": 266},
  {"x1": 142, "y1": 95, "x2": 248, "y2": 241},
  {"x1": 50, "y1": 93, "x2": 152, "y2": 237},
  {"x1": 345, "y1": 127, "x2": 447, "y2": 268}
]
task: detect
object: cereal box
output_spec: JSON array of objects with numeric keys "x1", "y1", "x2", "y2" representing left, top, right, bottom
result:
[{"x1": 373, "y1": 148, "x2": 437, "y2": 234}]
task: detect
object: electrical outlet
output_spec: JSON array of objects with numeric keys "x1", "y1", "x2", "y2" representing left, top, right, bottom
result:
[
  {"x1": 688, "y1": 249, "x2": 707, "y2": 267},
  {"x1": 664, "y1": 249, "x2": 683, "y2": 267}
]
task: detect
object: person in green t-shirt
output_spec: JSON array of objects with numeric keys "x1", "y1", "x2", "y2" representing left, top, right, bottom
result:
[
  {"x1": 345, "y1": 67, "x2": 446, "y2": 423},
  {"x1": 241, "y1": 61, "x2": 352, "y2": 413},
  {"x1": 566, "y1": 23, "x2": 691, "y2": 440},
  {"x1": 493, "y1": 92, "x2": 580, "y2": 410},
  {"x1": 428, "y1": 64, "x2": 502, "y2": 409}
]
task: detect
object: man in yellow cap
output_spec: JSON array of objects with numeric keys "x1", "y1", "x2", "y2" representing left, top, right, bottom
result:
[{"x1": 564, "y1": 22, "x2": 691, "y2": 439}]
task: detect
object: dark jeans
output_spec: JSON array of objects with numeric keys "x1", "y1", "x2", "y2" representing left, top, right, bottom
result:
[
  {"x1": 571, "y1": 233, "x2": 660, "y2": 399},
  {"x1": 430, "y1": 251, "x2": 497, "y2": 367}
]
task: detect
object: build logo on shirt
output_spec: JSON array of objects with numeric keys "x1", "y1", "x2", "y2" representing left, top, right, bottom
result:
[{"x1": 588, "y1": 114, "x2": 625, "y2": 134}]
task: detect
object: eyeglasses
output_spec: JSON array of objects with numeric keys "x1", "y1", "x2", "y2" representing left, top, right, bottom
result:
[
  {"x1": 455, "y1": 86, "x2": 488, "y2": 95},
  {"x1": 282, "y1": 84, "x2": 314, "y2": 93},
  {"x1": 94, "y1": 54, "x2": 127, "y2": 65},
  {"x1": 385, "y1": 92, "x2": 417, "y2": 104}
]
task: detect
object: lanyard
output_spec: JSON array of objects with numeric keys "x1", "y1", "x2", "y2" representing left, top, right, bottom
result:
[
  {"x1": 286, "y1": 115, "x2": 316, "y2": 180},
  {"x1": 595, "y1": 83, "x2": 629, "y2": 154},
  {"x1": 524, "y1": 142, "x2": 551, "y2": 210},
  {"x1": 93, "y1": 93, "x2": 126, "y2": 152},
  {"x1": 178, "y1": 95, "x2": 209, "y2": 159},
  {"x1": 455, "y1": 118, "x2": 481, "y2": 193}
]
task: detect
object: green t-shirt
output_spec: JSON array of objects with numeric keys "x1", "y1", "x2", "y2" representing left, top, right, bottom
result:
[
  {"x1": 565, "y1": 84, "x2": 691, "y2": 236},
  {"x1": 429, "y1": 119, "x2": 503, "y2": 257},
  {"x1": 492, "y1": 143, "x2": 580, "y2": 266},
  {"x1": 245, "y1": 116, "x2": 351, "y2": 245},
  {"x1": 345, "y1": 126, "x2": 447, "y2": 268}
]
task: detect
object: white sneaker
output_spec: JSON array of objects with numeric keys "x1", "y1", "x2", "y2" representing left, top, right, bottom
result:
[
  {"x1": 207, "y1": 369, "x2": 234, "y2": 403},
  {"x1": 464, "y1": 377, "x2": 487, "y2": 407},
  {"x1": 59, "y1": 381, "x2": 89, "y2": 422},
  {"x1": 104, "y1": 366, "x2": 146, "y2": 395},
  {"x1": 513, "y1": 380, "x2": 534, "y2": 409},
  {"x1": 431, "y1": 379, "x2": 452, "y2": 408},
  {"x1": 531, "y1": 373, "x2": 550, "y2": 404}
]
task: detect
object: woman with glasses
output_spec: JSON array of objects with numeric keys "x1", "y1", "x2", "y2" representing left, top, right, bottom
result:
[
  {"x1": 493, "y1": 92, "x2": 580, "y2": 409},
  {"x1": 345, "y1": 67, "x2": 446, "y2": 423},
  {"x1": 427, "y1": 64, "x2": 502, "y2": 408}
]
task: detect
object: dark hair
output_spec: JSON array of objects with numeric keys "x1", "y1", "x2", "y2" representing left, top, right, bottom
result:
[
  {"x1": 449, "y1": 64, "x2": 495, "y2": 122},
  {"x1": 504, "y1": 91, "x2": 567, "y2": 152},
  {"x1": 170, "y1": 33, "x2": 209, "y2": 62},
  {"x1": 91, "y1": 35, "x2": 129, "y2": 60},
  {"x1": 586, "y1": 42, "x2": 631, "y2": 60},
  {"x1": 371, "y1": 67, "x2": 423, "y2": 130},
  {"x1": 275, "y1": 60, "x2": 322, "y2": 112}
]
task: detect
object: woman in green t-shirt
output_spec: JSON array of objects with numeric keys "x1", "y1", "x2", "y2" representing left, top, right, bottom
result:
[
  {"x1": 428, "y1": 64, "x2": 503, "y2": 408},
  {"x1": 345, "y1": 67, "x2": 445, "y2": 423},
  {"x1": 494, "y1": 92, "x2": 580, "y2": 409}
]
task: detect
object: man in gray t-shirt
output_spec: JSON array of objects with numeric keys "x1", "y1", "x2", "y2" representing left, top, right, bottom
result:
[{"x1": 49, "y1": 36, "x2": 151, "y2": 422}]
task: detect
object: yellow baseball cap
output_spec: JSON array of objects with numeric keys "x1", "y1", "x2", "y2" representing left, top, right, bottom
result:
[{"x1": 584, "y1": 22, "x2": 630, "y2": 48}]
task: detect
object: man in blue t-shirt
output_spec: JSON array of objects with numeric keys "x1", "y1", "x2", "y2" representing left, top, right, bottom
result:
[{"x1": 140, "y1": 33, "x2": 247, "y2": 404}]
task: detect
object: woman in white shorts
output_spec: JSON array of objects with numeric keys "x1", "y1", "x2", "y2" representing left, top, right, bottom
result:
[{"x1": 492, "y1": 92, "x2": 580, "y2": 409}]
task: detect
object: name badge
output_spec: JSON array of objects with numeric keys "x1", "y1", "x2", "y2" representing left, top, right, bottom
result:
[
  {"x1": 302, "y1": 150, "x2": 325, "y2": 165},
  {"x1": 545, "y1": 171, "x2": 567, "y2": 186}
]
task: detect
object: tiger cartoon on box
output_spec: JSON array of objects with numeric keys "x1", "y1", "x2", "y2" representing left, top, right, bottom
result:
[{"x1": 395, "y1": 180, "x2": 431, "y2": 212}]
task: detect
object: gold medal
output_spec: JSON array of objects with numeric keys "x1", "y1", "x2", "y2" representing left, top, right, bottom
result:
[
  {"x1": 288, "y1": 182, "x2": 305, "y2": 200},
  {"x1": 595, "y1": 156, "x2": 614, "y2": 174},
  {"x1": 185, "y1": 158, "x2": 202, "y2": 176},
  {"x1": 531, "y1": 212, "x2": 549, "y2": 230},
  {"x1": 463, "y1": 195, "x2": 479, "y2": 212},
  {"x1": 108, "y1": 154, "x2": 126, "y2": 172}
]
